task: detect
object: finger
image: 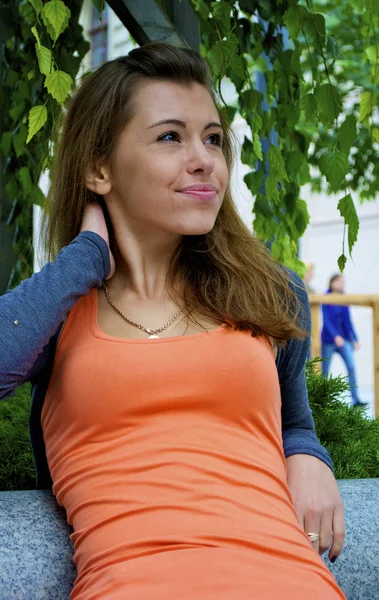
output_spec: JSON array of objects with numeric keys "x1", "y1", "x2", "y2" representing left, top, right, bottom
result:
[
  {"x1": 290, "y1": 496, "x2": 305, "y2": 532},
  {"x1": 319, "y1": 511, "x2": 333, "y2": 555},
  {"x1": 329, "y1": 502, "x2": 345, "y2": 561},
  {"x1": 304, "y1": 513, "x2": 321, "y2": 554}
]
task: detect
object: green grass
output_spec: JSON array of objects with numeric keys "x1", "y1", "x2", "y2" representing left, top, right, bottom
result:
[
  {"x1": 0, "y1": 384, "x2": 36, "y2": 490},
  {"x1": 307, "y1": 360, "x2": 379, "y2": 479}
]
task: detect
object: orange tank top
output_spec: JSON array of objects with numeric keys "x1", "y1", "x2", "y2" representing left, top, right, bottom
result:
[{"x1": 42, "y1": 288, "x2": 345, "y2": 600}]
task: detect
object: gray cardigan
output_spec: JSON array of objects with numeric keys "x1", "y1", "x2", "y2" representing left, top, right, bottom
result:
[{"x1": 0, "y1": 232, "x2": 332, "y2": 488}]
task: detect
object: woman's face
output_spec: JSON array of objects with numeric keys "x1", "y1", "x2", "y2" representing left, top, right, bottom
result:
[
  {"x1": 331, "y1": 276, "x2": 345, "y2": 292},
  {"x1": 101, "y1": 80, "x2": 229, "y2": 238}
]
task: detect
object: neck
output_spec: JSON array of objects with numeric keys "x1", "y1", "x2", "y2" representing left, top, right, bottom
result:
[{"x1": 109, "y1": 224, "x2": 183, "y2": 300}]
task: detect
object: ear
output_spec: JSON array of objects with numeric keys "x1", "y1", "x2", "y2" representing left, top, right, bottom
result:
[{"x1": 85, "y1": 160, "x2": 112, "y2": 196}]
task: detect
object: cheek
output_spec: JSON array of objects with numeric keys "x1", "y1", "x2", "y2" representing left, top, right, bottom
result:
[
  {"x1": 218, "y1": 159, "x2": 229, "y2": 192},
  {"x1": 144, "y1": 156, "x2": 183, "y2": 189}
]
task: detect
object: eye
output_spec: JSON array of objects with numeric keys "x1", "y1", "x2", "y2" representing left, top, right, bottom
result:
[
  {"x1": 158, "y1": 131, "x2": 180, "y2": 143},
  {"x1": 206, "y1": 132, "x2": 223, "y2": 147}
]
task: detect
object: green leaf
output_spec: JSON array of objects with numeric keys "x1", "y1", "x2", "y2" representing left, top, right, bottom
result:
[
  {"x1": 244, "y1": 170, "x2": 264, "y2": 195},
  {"x1": 240, "y1": 89, "x2": 264, "y2": 111},
  {"x1": 283, "y1": 7, "x2": 302, "y2": 40},
  {"x1": 319, "y1": 150, "x2": 350, "y2": 191},
  {"x1": 192, "y1": 0, "x2": 209, "y2": 21},
  {"x1": 338, "y1": 193, "x2": 359, "y2": 255},
  {"x1": 265, "y1": 173, "x2": 281, "y2": 204},
  {"x1": 372, "y1": 127, "x2": 379, "y2": 143},
  {"x1": 253, "y1": 133, "x2": 263, "y2": 161},
  {"x1": 326, "y1": 36, "x2": 339, "y2": 58},
  {"x1": 285, "y1": 151, "x2": 308, "y2": 184},
  {"x1": 5, "y1": 70, "x2": 19, "y2": 89},
  {"x1": 19, "y1": 0, "x2": 35, "y2": 23},
  {"x1": 227, "y1": 53, "x2": 246, "y2": 83},
  {"x1": 241, "y1": 137, "x2": 256, "y2": 167},
  {"x1": 301, "y1": 93, "x2": 318, "y2": 121},
  {"x1": 36, "y1": 45, "x2": 52, "y2": 76},
  {"x1": 365, "y1": 44, "x2": 379, "y2": 64},
  {"x1": 316, "y1": 84, "x2": 342, "y2": 127},
  {"x1": 13, "y1": 125, "x2": 28, "y2": 158},
  {"x1": 268, "y1": 145, "x2": 289, "y2": 180},
  {"x1": 362, "y1": 0, "x2": 379, "y2": 16},
  {"x1": 358, "y1": 91, "x2": 376, "y2": 124},
  {"x1": 302, "y1": 11, "x2": 326, "y2": 52},
  {"x1": 339, "y1": 114, "x2": 357, "y2": 156},
  {"x1": 207, "y1": 41, "x2": 224, "y2": 77},
  {"x1": 255, "y1": 193, "x2": 273, "y2": 220},
  {"x1": 30, "y1": 184, "x2": 45, "y2": 206},
  {"x1": 28, "y1": 0, "x2": 43, "y2": 16},
  {"x1": 1, "y1": 132, "x2": 12, "y2": 158},
  {"x1": 220, "y1": 105, "x2": 237, "y2": 125},
  {"x1": 245, "y1": 113, "x2": 263, "y2": 135},
  {"x1": 27, "y1": 105, "x2": 48, "y2": 143},
  {"x1": 5, "y1": 180, "x2": 20, "y2": 203},
  {"x1": 31, "y1": 25, "x2": 41, "y2": 48},
  {"x1": 253, "y1": 198, "x2": 275, "y2": 239},
  {"x1": 42, "y1": 0, "x2": 71, "y2": 42},
  {"x1": 293, "y1": 200, "x2": 310, "y2": 237},
  {"x1": 277, "y1": 104, "x2": 300, "y2": 133},
  {"x1": 45, "y1": 70, "x2": 73, "y2": 104},
  {"x1": 27, "y1": 70, "x2": 36, "y2": 80},
  {"x1": 338, "y1": 254, "x2": 347, "y2": 272},
  {"x1": 17, "y1": 166, "x2": 33, "y2": 196},
  {"x1": 9, "y1": 100, "x2": 26, "y2": 123},
  {"x1": 211, "y1": 1, "x2": 230, "y2": 33}
]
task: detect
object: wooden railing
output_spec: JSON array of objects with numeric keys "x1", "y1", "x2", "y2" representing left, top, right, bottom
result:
[{"x1": 308, "y1": 293, "x2": 379, "y2": 418}]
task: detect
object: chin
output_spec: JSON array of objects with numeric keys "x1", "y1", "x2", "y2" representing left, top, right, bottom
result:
[
  {"x1": 170, "y1": 213, "x2": 219, "y2": 236},
  {"x1": 174, "y1": 222, "x2": 216, "y2": 236}
]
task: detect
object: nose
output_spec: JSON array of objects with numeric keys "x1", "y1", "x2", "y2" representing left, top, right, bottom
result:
[{"x1": 186, "y1": 139, "x2": 215, "y2": 175}]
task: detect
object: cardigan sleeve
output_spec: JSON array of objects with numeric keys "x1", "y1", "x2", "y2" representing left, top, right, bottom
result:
[
  {"x1": 0, "y1": 231, "x2": 110, "y2": 400},
  {"x1": 277, "y1": 271, "x2": 333, "y2": 471}
]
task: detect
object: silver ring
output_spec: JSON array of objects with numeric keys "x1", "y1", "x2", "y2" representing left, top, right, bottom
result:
[{"x1": 307, "y1": 532, "x2": 321, "y2": 543}]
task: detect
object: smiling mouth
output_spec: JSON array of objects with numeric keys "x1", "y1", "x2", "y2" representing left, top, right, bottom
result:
[
  {"x1": 178, "y1": 184, "x2": 218, "y2": 193},
  {"x1": 177, "y1": 189, "x2": 218, "y2": 201},
  {"x1": 176, "y1": 184, "x2": 218, "y2": 201}
]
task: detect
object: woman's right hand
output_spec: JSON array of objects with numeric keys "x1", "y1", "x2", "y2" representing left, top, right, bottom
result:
[
  {"x1": 80, "y1": 203, "x2": 115, "y2": 280},
  {"x1": 334, "y1": 335, "x2": 345, "y2": 347}
]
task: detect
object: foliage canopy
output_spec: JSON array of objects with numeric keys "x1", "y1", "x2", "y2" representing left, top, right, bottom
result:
[{"x1": 1, "y1": 0, "x2": 379, "y2": 283}]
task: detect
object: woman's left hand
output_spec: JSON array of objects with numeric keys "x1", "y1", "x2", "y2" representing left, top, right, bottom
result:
[{"x1": 286, "y1": 454, "x2": 345, "y2": 561}]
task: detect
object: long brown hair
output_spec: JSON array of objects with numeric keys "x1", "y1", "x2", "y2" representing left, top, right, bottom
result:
[{"x1": 45, "y1": 42, "x2": 305, "y2": 342}]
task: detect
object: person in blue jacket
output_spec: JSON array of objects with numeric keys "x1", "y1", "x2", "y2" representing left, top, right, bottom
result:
[{"x1": 322, "y1": 274, "x2": 367, "y2": 407}]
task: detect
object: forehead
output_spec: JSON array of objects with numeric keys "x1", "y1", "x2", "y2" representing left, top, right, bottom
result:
[{"x1": 131, "y1": 80, "x2": 219, "y2": 123}]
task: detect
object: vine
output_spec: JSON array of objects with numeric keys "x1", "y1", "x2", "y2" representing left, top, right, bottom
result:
[
  {"x1": 1, "y1": 0, "x2": 89, "y2": 286},
  {"x1": 1, "y1": 0, "x2": 379, "y2": 285},
  {"x1": 191, "y1": 0, "x2": 379, "y2": 272}
]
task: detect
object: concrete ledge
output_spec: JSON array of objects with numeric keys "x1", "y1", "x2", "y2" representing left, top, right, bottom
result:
[{"x1": 0, "y1": 479, "x2": 378, "y2": 599}]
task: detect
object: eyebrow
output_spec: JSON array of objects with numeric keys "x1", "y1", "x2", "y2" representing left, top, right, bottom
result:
[{"x1": 148, "y1": 119, "x2": 223, "y2": 131}]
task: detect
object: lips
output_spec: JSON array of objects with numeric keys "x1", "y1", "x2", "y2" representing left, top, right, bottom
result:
[
  {"x1": 176, "y1": 183, "x2": 219, "y2": 201},
  {"x1": 178, "y1": 184, "x2": 218, "y2": 193}
]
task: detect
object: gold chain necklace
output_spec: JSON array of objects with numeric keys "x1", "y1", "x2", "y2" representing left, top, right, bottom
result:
[{"x1": 102, "y1": 283, "x2": 188, "y2": 339}]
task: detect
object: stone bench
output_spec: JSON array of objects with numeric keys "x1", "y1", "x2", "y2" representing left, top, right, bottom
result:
[{"x1": 0, "y1": 479, "x2": 378, "y2": 599}]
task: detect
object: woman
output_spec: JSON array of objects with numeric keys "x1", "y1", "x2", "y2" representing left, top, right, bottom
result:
[
  {"x1": 0, "y1": 43, "x2": 345, "y2": 599},
  {"x1": 322, "y1": 273, "x2": 366, "y2": 407}
]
